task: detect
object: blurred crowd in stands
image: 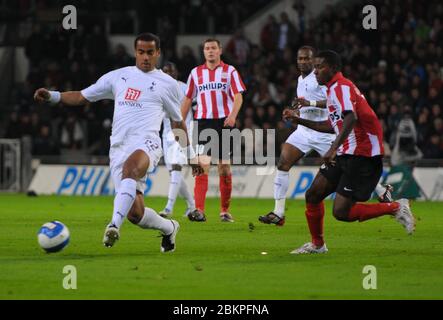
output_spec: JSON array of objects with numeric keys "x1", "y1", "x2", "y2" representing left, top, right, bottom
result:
[{"x1": 2, "y1": 0, "x2": 443, "y2": 161}]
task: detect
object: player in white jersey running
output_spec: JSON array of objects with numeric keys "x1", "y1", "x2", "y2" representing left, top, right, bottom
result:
[
  {"x1": 259, "y1": 46, "x2": 392, "y2": 226},
  {"x1": 34, "y1": 33, "x2": 202, "y2": 252},
  {"x1": 159, "y1": 62, "x2": 196, "y2": 218}
]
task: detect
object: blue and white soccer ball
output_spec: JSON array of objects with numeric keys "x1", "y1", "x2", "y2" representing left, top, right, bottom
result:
[{"x1": 37, "y1": 221, "x2": 70, "y2": 253}]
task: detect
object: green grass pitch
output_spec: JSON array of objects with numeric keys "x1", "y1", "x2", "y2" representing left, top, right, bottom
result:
[{"x1": 0, "y1": 194, "x2": 442, "y2": 299}]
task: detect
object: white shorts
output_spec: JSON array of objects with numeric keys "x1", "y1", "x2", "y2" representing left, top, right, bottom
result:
[
  {"x1": 162, "y1": 139, "x2": 187, "y2": 171},
  {"x1": 285, "y1": 128, "x2": 335, "y2": 156},
  {"x1": 109, "y1": 135, "x2": 163, "y2": 193}
]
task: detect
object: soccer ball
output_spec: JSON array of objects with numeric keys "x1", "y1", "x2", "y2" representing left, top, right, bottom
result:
[{"x1": 37, "y1": 221, "x2": 70, "y2": 253}]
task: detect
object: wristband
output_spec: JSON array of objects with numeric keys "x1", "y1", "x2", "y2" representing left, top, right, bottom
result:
[
  {"x1": 309, "y1": 100, "x2": 317, "y2": 107},
  {"x1": 48, "y1": 91, "x2": 61, "y2": 104}
]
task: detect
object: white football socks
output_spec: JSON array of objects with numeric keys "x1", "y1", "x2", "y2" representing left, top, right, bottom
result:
[
  {"x1": 179, "y1": 177, "x2": 195, "y2": 210},
  {"x1": 273, "y1": 170, "x2": 289, "y2": 218},
  {"x1": 374, "y1": 183, "x2": 385, "y2": 197},
  {"x1": 165, "y1": 170, "x2": 182, "y2": 212},
  {"x1": 111, "y1": 178, "x2": 137, "y2": 229},
  {"x1": 137, "y1": 207, "x2": 174, "y2": 235}
]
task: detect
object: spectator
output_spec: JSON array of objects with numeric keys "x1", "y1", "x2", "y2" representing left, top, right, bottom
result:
[
  {"x1": 24, "y1": 24, "x2": 46, "y2": 65},
  {"x1": 177, "y1": 45, "x2": 197, "y2": 81},
  {"x1": 252, "y1": 79, "x2": 281, "y2": 107},
  {"x1": 431, "y1": 104, "x2": 442, "y2": 118},
  {"x1": 416, "y1": 108, "x2": 431, "y2": 144},
  {"x1": 391, "y1": 107, "x2": 423, "y2": 166},
  {"x1": 432, "y1": 117, "x2": 443, "y2": 136},
  {"x1": 260, "y1": 15, "x2": 279, "y2": 53},
  {"x1": 89, "y1": 118, "x2": 112, "y2": 156},
  {"x1": 86, "y1": 25, "x2": 108, "y2": 65},
  {"x1": 424, "y1": 135, "x2": 443, "y2": 158},
  {"x1": 18, "y1": 112, "x2": 33, "y2": 137},
  {"x1": 4, "y1": 111, "x2": 21, "y2": 139},
  {"x1": 60, "y1": 114, "x2": 85, "y2": 150},
  {"x1": 67, "y1": 61, "x2": 86, "y2": 90},
  {"x1": 111, "y1": 44, "x2": 133, "y2": 69},
  {"x1": 253, "y1": 106, "x2": 266, "y2": 127},
  {"x1": 69, "y1": 25, "x2": 87, "y2": 62},
  {"x1": 225, "y1": 29, "x2": 250, "y2": 66},
  {"x1": 277, "y1": 12, "x2": 297, "y2": 51},
  {"x1": 266, "y1": 104, "x2": 279, "y2": 127},
  {"x1": 48, "y1": 25, "x2": 71, "y2": 62},
  {"x1": 33, "y1": 124, "x2": 60, "y2": 156},
  {"x1": 7, "y1": 0, "x2": 443, "y2": 162},
  {"x1": 428, "y1": 87, "x2": 442, "y2": 106}
]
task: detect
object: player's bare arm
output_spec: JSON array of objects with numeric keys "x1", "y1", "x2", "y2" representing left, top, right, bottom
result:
[
  {"x1": 283, "y1": 109, "x2": 334, "y2": 133},
  {"x1": 171, "y1": 120, "x2": 191, "y2": 147},
  {"x1": 180, "y1": 96, "x2": 192, "y2": 120},
  {"x1": 224, "y1": 93, "x2": 242, "y2": 127},
  {"x1": 171, "y1": 119, "x2": 204, "y2": 176},
  {"x1": 329, "y1": 111, "x2": 357, "y2": 151},
  {"x1": 323, "y1": 111, "x2": 357, "y2": 165},
  {"x1": 34, "y1": 88, "x2": 88, "y2": 106}
]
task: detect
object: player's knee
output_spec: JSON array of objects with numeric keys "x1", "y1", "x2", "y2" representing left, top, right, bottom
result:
[
  {"x1": 122, "y1": 165, "x2": 143, "y2": 179},
  {"x1": 305, "y1": 187, "x2": 322, "y2": 204},
  {"x1": 127, "y1": 207, "x2": 143, "y2": 224},
  {"x1": 332, "y1": 207, "x2": 350, "y2": 222},
  {"x1": 127, "y1": 213, "x2": 138, "y2": 224},
  {"x1": 277, "y1": 161, "x2": 291, "y2": 172},
  {"x1": 127, "y1": 211, "x2": 141, "y2": 224},
  {"x1": 218, "y1": 164, "x2": 231, "y2": 176}
]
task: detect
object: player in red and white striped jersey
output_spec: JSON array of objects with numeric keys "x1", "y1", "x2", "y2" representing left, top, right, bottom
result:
[
  {"x1": 259, "y1": 46, "x2": 392, "y2": 227},
  {"x1": 326, "y1": 74, "x2": 384, "y2": 158},
  {"x1": 284, "y1": 50, "x2": 416, "y2": 254},
  {"x1": 181, "y1": 38, "x2": 246, "y2": 222}
]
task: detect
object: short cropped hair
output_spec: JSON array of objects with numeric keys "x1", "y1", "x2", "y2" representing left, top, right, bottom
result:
[
  {"x1": 134, "y1": 33, "x2": 161, "y2": 49},
  {"x1": 316, "y1": 50, "x2": 342, "y2": 71},
  {"x1": 203, "y1": 38, "x2": 221, "y2": 48},
  {"x1": 298, "y1": 45, "x2": 316, "y2": 56}
]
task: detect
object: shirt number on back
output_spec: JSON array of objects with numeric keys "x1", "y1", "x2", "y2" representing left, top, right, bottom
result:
[{"x1": 144, "y1": 139, "x2": 159, "y2": 152}]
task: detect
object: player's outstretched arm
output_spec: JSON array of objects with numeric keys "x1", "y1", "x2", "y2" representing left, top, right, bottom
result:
[
  {"x1": 315, "y1": 100, "x2": 327, "y2": 108},
  {"x1": 283, "y1": 109, "x2": 334, "y2": 133},
  {"x1": 34, "y1": 88, "x2": 88, "y2": 106}
]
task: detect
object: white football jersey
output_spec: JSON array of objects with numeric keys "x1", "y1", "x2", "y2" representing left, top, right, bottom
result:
[
  {"x1": 296, "y1": 70, "x2": 329, "y2": 121},
  {"x1": 296, "y1": 70, "x2": 335, "y2": 140},
  {"x1": 162, "y1": 80, "x2": 193, "y2": 142},
  {"x1": 81, "y1": 66, "x2": 183, "y2": 146}
]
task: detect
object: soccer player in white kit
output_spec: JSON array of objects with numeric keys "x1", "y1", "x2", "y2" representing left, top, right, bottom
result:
[
  {"x1": 159, "y1": 62, "x2": 196, "y2": 218},
  {"x1": 259, "y1": 46, "x2": 392, "y2": 226},
  {"x1": 34, "y1": 33, "x2": 202, "y2": 252}
]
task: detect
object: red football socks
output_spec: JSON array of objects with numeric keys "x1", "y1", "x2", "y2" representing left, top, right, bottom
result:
[
  {"x1": 348, "y1": 202, "x2": 400, "y2": 222},
  {"x1": 194, "y1": 174, "x2": 208, "y2": 211},
  {"x1": 305, "y1": 202, "x2": 325, "y2": 247},
  {"x1": 220, "y1": 174, "x2": 232, "y2": 213}
]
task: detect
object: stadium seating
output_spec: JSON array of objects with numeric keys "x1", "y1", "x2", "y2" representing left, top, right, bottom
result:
[{"x1": 1, "y1": 0, "x2": 442, "y2": 161}]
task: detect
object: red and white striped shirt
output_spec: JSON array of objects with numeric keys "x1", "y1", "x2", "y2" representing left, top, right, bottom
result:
[
  {"x1": 185, "y1": 61, "x2": 246, "y2": 119},
  {"x1": 326, "y1": 72, "x2": 384, "y2": 157}
]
